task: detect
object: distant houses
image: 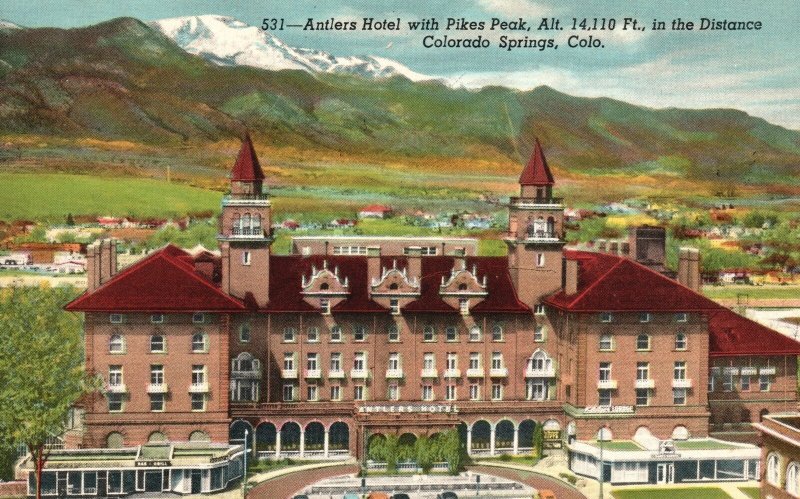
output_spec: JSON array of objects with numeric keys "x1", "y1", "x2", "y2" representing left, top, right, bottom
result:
[{"x1": 358, "y1": 204, "x2": 393, "y2": 219}]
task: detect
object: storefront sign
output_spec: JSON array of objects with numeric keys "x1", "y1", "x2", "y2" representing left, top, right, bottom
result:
[
  {"x1": 358, "y1": 404, "x2": 458, "y2": 414},
  {"x1": 135, "y1": 460, "x2": 170, "y2": 467},
  {"x1": 543, "y1": 430, "x2": 561, "y2": 441},
  {"x1": 583, "y1": 405, "x2": 634, "y2": 414}
]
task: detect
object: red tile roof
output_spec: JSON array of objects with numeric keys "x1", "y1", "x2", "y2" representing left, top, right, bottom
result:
[
  {"x1": 709, "y1": 308, "x2": 800, "y2": 357},
  {"x1": 230, "y1": 133, "x2": 265, "y2": 182},
  {"x1": 545, "y1": 250, "x2": 721, "y2": 312},
  {"x1": 519, "y1": 137, "x2": 555, "y2": 186},
  {"x1": 66, "y1": 245, "x2": 244, "y2": 312},
  {"x1": 359, "y1": 205, "x2": 393, "y2": 212}
]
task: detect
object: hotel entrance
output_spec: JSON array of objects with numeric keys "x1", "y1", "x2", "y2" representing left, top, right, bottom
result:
[{"x1": 656, "y1": 463, "x2": 674, "y2": 484}]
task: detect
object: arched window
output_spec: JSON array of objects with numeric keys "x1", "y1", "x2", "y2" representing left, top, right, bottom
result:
[
  {"x1": 671, "y1": 426, "x2": 690, "y2": 440},
  {"x1": 389, "y1": 283, "x2": 399, "y2": 290},
  {"x1": 787, "y1": 462, "x2": 800, "y2": 497},
  {"x1": 458, "y1": 283, "x2": 468, "y2": 291},
  {"x1": 106, "y1": 432, "x2": 124, "y2": 449},
  {"x1": 252, "y1": 213, "x2": 261, "y2": 230},
  {"x1": 242, "y1": 213, "x2": 252, "y2": 235},
  {"x1": 469, "y1": 325, "x2": 482, "y2": 342},
  {"x1": 636, "y1": 334, "x2": 650, "y2": 351},
  {"x1": 109, "y1": 334, "x2": 125, "y2": 353},
  {"x1": 532, "y1": 216, "x2": 546, "y2": 237},
  {"x1": 423, "y1": 325, "x2": 435, "y2": 342},
  {"x1": 189, "y1": 431, "x2": 211, "y2": 443},
  {"x1": 546, "y1": 216, "x2": 555, "y2": 236},
  {"x1": 767, "y1": 452, "x2": 781, "y2": 485},
  {"x1": 492, "y1": 324, "x2": 503, "y2": 341},
  {"x1": 192, "y1": 333, "x2": 206, "y2": 353},
  {"x1": 239, "y1": 323, "x2": 251, "y2": 343},
  {"x1": 597, "y1": 427, "x2": 613, "y2": 441},
  {"x1": 233, "y1": 352, "x2": 259, "y2": 373},
  {"x1": 148, "y1": 431, "x2": 167, "y2": 443},
  {"x1": 320, "y1": 282, "x2": 330, "y2": 291},
  {"x1": 150, "y1": 334, "x2": 165, "y2": 353},
  {"x1": 528, "y1": 349, "x2": 553, "y2": 372},
  {"x1": 675, "y1": 333, "x2": 688, "y2": 350},
  {"x1": 232, "y1": 213, "x2": 241, "y2": 235},
  {"x1": 599, "y1": 334, "x2": 613, "y2": 351}
]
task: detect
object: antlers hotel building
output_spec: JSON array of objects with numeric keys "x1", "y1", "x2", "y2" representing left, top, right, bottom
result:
[{"x1": 29, "y1": 136, "x2": 800, "y2": 493}]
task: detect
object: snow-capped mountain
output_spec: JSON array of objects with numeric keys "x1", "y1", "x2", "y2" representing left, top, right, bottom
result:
[
  {"x1": 0, "y1": 19, "x2": 21, "y2": 31},
  {"x1": 151, "y1": 15, "x2": 433, "y2": 82}
]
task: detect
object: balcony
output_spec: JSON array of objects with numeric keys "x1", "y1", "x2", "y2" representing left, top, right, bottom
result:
[
  {"x1": 525, "y1": 366, "x2": 556, "y2": 378},
  {"x1": 509, "y1": 196, "x2": 564, "y2": 207},
  {"x1": 420, "y1": 368, "x2": 438, "y2": 378},
  {"x1": 444, "y1": 368, "x2": 461, "y2": 379},
  {"x1": 672, "y1": 378, "x2": 693, "y2": 388},
  {"x1": 189, "y1": 383, "x2": 210, "y2": 393},
  {"x1": 385, "y1": 368, "x2": 404, "y2": 379},
  {"x1": 231, "y1": 368, "x2": 262, "y2": 379},
  {"x1": 466, "y1": 368, "x2": 484, "y2": 378},
  {"x1": 489, "y1": 367, "x2": 508, "y2": 378},
  {"x1": 106, "y1": 384, "x2": 127, "y2": 394},
  {"x1": 350, "y1": 368, "x2": 369, "y2": 379},
  {"x1": 328, "y1": 370, "x2": 346, "y2": 379},
  {"x1": 282, "y1": 369, "x2": 298, "y2": 379},
  {"x1": 304, "y1": 369, "x2": 322, "y2": 379},
  {"x1": 222, "y1": 194, "x2": 269, "y2": 207},
  {"x1": 597, "y1": 379, "x2": 618, "y2": 390},
  {"x1": 146, "y1": 383, "x2": 168, "y2": 394},
  {"x1": 634, "y1": 379, "x2": 655, "y2": 389}
]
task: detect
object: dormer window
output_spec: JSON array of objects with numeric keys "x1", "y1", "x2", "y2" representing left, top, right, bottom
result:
[
  {"x1": 459, "y1": 298, "x2": 469, "y2": 315},
  {"x1": 390, "y1": 298, "x2": 400, "y2": 315},
  {"x1": 150, "y1": 314, "x2": 164, "y2": 324},
  {"x1": 320, "y1": 283, "x2": 329, "y2": 291},
  {"x1": 389, "y1": 283, "x2": 399, "y2": 290},
  {"x1": 320, "y1": 298, "x2": 330, "y2": 315},
  {"x1": 109, "y1": 314, "x2": 124, "y2": 324},
  {"x1": 675, "y1": 313, "x2": 688, "y2": 323},
  {"x1": 459, "y1": 283, "x2": 468, "y2": 291},
  {"x1": 192, "y1": 313, "x2": 205, "y2": 324},
  {"x1": 534, "y1": 304, "x2": 545, "y2": 315},
  {"x1": 600, "y1": 312, "x2": 613, "y2": 323},
  {"x1": 640, "y1": 312, "x2": 651, "y2": 323}
]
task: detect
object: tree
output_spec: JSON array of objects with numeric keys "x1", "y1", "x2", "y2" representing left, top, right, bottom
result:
[
  {"x1": 439, "y1": 428, "x2": 465, "y2": 475},
  {"x1": 414, "y1": 436, "x2": 434, "y2": 473},
  {"x1": 65, "y1": 213, "x2": 75, "y2": 226},
  {"x1": 532, "y1": 423, "x2": 544, "y2": 459},
  {"x1": 0, "y1": 286, "x2": 96, "y2": 499}
]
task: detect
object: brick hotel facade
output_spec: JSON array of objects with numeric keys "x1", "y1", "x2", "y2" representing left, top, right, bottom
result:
[{"x1": 59, "y1": 135, "x2": 800, "y2": 489}]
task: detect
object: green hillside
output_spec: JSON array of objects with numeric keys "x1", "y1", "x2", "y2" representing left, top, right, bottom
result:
[{"x1": 1, "y1": 17, "x2": 798, "y2": 187}]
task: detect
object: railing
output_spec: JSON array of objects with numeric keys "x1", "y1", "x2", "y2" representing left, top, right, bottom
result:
[
  {"x1": 525, "y1": 367, "x2": 556, "y2": 378},
  {"x1": 146, "y1": 383, "x2": 168, "y2": 394},
  {"x1": 281, "y1": 369, "x2": 298, "y2": 379},
  {"x1": 328, "y1": 370, "x2": 346, "y2": 379},
  {"x1": 672, "y1": 378, "x2": 693, "y2": 388},
  {"x1": 350, "y1": 369, "x2": 369, "y2": 379},
  {"x1": 231, "y1": 369, "x2": 262, "y2": 379},
  {"x1": 189, "y1": 383, "x2": 210, "y2": 393},
  {"x1": 597, "y1": 379, "x2": 618, "y2": 389},
  {"x1": 466, "y1": 368, "x2": 484, "y2": 378},
  {"x1": 489, "y1": 367, "x2": 508, "y2": 377},
  {"x1": 385, "y1": 369, "x2": 404, "y2": 379},
  {"x1": 304, "y1": 369, "x2": 322, "y2": 379},
  {"x1": 222, "y1": 194, "x2": 269, "y2": 206},
  {"x1": 444, "y1": 368, "x2": 462, "y2": 379},
  {"x1": 510, "y1": 196, "x2": 564, "y2": 206},
  {"x1": 231, "y1": 226, "x2": 263, "y2": 236},
  {"x1": 635, "y1": 379, "x2": 655, "y2": 389},
  {"x1": 106, "y1": 384, "x2": 127, "y2": 393},
  {"x1": 420, "y1": 368, "x2": 438, "y2": 378}
]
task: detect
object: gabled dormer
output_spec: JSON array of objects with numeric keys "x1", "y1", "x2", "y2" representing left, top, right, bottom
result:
[
  {"x1": 371, "y1": 260, "x2": 421, "y2": 297},
  {"x1": 301, "y1": 260, "x2": 350, "y2": 296},
  {"x1": 440, "y1": 262, "x2": 488, "y2": 297}
]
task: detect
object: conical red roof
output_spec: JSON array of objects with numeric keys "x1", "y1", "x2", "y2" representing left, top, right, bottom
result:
[
  {"x1": 231, "y1": 133, "x2": 265, "y2": 182},
  {"x1": 519, "y1": 137, "x2": 554, "y2": 186}
]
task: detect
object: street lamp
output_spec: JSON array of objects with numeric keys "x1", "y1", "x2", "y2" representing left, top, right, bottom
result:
[{"x1": 242, "y1": 428, "x2": 249, "y2": 499}]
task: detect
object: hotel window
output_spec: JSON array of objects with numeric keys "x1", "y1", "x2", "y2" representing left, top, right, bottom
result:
[
  {"x1": 636, "y1": 362, "x2": 649, "y2": 381},
  {"x1": 353, "y1": 352, "x2": 366, "y2": 371},
  {"x1": 388, "y1": 384, "x2": 400, "y2": 401},
  {"x1": 491, "y1": 383, "x2": 503, "y2": 401},
  {"x1": 353, "y1": 325, "x2": 367, "y2": 342},
  {"x1": 192, "y1": 333, "x2": 206, "y2": 352},
  {"x1": 191, "y1": 393, "x2": 205, "y2": 411},
  {"x1": 598, "y1": 389, "x2": 612, "y2": 406},
  {"x1": 675, "y1": 313, "x2": 688, "y2": 323},
  {"x1": 306, "y1": 353, "x2": 319, "y2": 371},
  {"x1": 675, "y1": 333, "x2": 687, "y2": 350},
  {"x1": 109, "y1": 313, "x2": 124, "y2": 324},
  {"x1": 639, "y1": 312, "x2": 651, "y2": 323},
  {"x1": 760, "y1": 375, "x2": 771, "y2": 392},
  {"x1": 239, "y1": 323, "x2": 251, "y2": 343},
  {"x1": 600, "y1": 312, "x2": 613, "y2": 323},
  {"x1": 469, "y1": 384, "x2": 480, "y2": 401},
  {"x1": 459, "y1": 298, "x2": 469, "y2": 315},
  {"x1": 191, "y1": 365, "x2": 205, "y2": 386},
  {"x1": 445, "y1": 385, "x2": 456, "y2": 401},
  {"x1": 673, "y1": 388, "x2": 687, "y2": 405},
  {"x1": 534, "y1": 253, "x2": 544, "y2": 267},
  {"x1": 741, "y1": 375, "x2": 751, "y2": 391},
  {"x1": 469, "y1": 352, "x2": 481, "y2": 370},
  {"x1": 635, "y1": 388, "x2": 649, "y2": 406},
  {"x1": 422, "y1": 385, "x2": 434, "y2": 401},
  {"x1": 599, "y1": 334, "x2": 613, "y2": 351},
  {"x1": 150, "y1": 314, "x2": 164, "y2": 324},
  {"x1": 534, "y1": 304, "x2": 546, "y2": 315},
  {"x1": 330, "y1": 385, "x2": 341, "y2": 401},
  {"x1": 150, "y1": 393, "x2": 165, "y2": 412},
  {"x1": 307, "y1": 327, "x2": 320, "y2": 343},
  {"x1": 469, "y1": 325, "x2": 482, "y2": 342},
  {"x1": 283, "y1": 327, "x2": 297, "y2": 343},
  {"x1": 320, "y1": 299, "x2": 330, "y2": 315},
  {"x1": 283, "y1": 384, "x2": 295, "y2": 402},
  {"x1": 674, "y1": 361, "x2": 687, "y2": 380},
  {"x1": 723, "y1": 372, "x2": 734, "y2": 391},
  {"x1": 599, "y1": 362, "x2": 612, "y2": 382},
  {"x1": 330, "y1": 325, "x2": 342, "y2": 342},
  {"x1": 708, "y1": 374, "x2": 715, "y2": 392},
  {"x1": 423, "y1": 353, "x2": 435, "y2": 370},
  {"x1": 492, "y1": 324, "x2": 504, "y2": 342},
  {"x1": 150, "y1": 365, "x2": 164, "y2": 385},
  {"x1": 330, "y1": 353, "x2": 342, "y2": 372},
  {"x1": 423, "y1": 325, "x2": 436, "y2": 342},
  {"x1": 307, "y1": 384, "x2": 318, "y2": 402},
  {"x1": 283, "y1": 353, "x2": 295, "y2": 371},
  {"x1": 446, "y1": 353, "x2": 457, "y2": 370},
  {"x1": 534, "y1": 325, "x2": 545, "y2": 342},
  {"x1": 491, "y1": 352, "x2": 503, "y2": 370},
  {"x1": 636, "y1": 334, "x2": 650, "y2": 351},
  {"x1": 354, "y1": 385, "x2": 366, "y2": 401},
  {"x1": 109, "y1": 334, "x2": 125, "y2": 353},
  {"x1": 150, "y1": 334, "x2": 165, "y2": 353},
  {"x1": 388, "y1": 353, "x2": 401, "y2": 371},
  {"x1": 767, "y1": 453, "x2": 780, "y2": 485},
  {"x1": 388, "y1": 324, "x2": 400, "y2": 342},
  {"x1": 446, "y1": 326, "x2": 458, "y2": 342},
  {"x1": 242, "y1": 251, "x2": 251, "y2": 265},
  {"x1": 390, "y1": 298, "x2": 400, "y2": 315},
  {"x1": 192, "y1": 312, "x2": 205, "y2": 324},
  {"x1": 108, "y1": 365, "x2": 123, "y2": 387},
  {"x1": 107, "y1": 393, "x2": 123, "y2": 412}
]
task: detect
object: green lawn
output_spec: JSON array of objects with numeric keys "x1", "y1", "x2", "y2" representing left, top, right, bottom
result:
[
  {"x1": 738, "y1": 486, "x2": 760, "y2": 499},
  {"x1": 702, "y1": 285, "x2": 800, "y2": 301},
  {"x1": 613, "y1": 486, "x2": 732, "y2": 499}
]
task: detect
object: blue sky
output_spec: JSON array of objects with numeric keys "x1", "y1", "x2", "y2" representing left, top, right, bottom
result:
[{"x1": 1, "y1": 0, "x2": 798, "y2": 129}]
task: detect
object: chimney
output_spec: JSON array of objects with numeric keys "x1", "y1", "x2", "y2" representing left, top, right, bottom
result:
[
  {"x1": 565, "y1": 257, "x2": 579, "y2": 295},
  {"x1": 620, "y1": 241, "x2": 630, "y2": 256},
  {"x1": 98, "y1": 240, "x2": 111, "y2": 285},
  {"x1": 86, "y1": 241, "x2": 98, "y2": 292},
  {"x1": 608, "y1": 241, "x2": 619, "y2": 255},
  {"x1": 367, "y1": 247, "x2": 381, "y2": 286},
  {"x1": 407, "y1": 246, "x2": 422, "y2": 282},
  {"x1": 109, "y1": 239, "x2": 118, "y2": 278},
  {"x1": 220, "y1": 241, "x2": 231, "y2": 295},
  {"x1": 678, "y1": 247, "x2": 702, "y2": 292},
  {"x1": 597, "y1": 239, "x2": 607, "y2": 253},
  {"x1": 453, "y1": 247, "x2": 466, "y2": 271}
]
